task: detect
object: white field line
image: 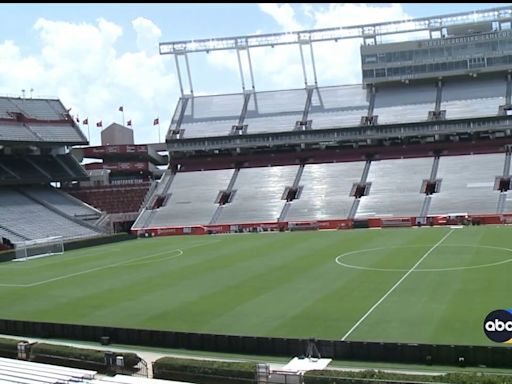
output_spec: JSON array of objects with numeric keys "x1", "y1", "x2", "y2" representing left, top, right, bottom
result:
[
  {"x1": 0, "y1": 239, "x2": 219, "y2": 288},
  {"x1": 340, "y1": 229, "x2": 454, "y2": 341}
]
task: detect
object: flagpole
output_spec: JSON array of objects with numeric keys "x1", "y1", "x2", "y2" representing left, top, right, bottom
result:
[
  {"x1": 87, "y1": 122, "x2": 90, "y2": 143},
  {"x1": 122, "y1": 110, "x2": 125, "y2": 127},
  {"x1": 158, "y1": 120, "x2": 161, "y2": 143}
]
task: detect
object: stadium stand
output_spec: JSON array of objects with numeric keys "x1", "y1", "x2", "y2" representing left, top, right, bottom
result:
[
  {"x1": 0, "y1": 96, "x2": 105, "y2": 247},
  {"x1": 63, "y1": 131, "x2": 167, "y2": 233},
  {"x1": 132, "y1": 5, "x2": 512, "y2": 236}
]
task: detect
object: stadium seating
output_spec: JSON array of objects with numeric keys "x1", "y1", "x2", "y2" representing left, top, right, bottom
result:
[
  {"x1": 146, "y1": 169, "x2": 232, "y2": 226},
  {"x1": 213, "y1": 166, "x2": 298, "y2": 224},
  {"x1": 173, "y1": 77, "x2": 508, "y2": 141},
  {"x1": 26, "y1": 122, "x2": 86, "y2": 143},
  {"x1": 356, "y1": 157, "x2": 434, "y2": 218},
  {"x1": 0, "y1": 187, "x2": 103, "y2": 244},
  {"x1": 134, "y1": 150, "x2": 507, "y2": 230},
  {"x1": 428, "y1": 153, "x2": 503, "y2": 215},
  {"x1": 0, "y1": 154, "x2": 87, "y2": 183},
  {"x1": 286, "y1": 161, "x2": 366, "y2": 221},
  {"x1": 67, "y1": 183, "x2": 151, "y2": 214}
]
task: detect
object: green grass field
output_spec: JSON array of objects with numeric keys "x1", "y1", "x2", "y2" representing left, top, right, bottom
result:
[{"x1": 0, "y1": 226, "x2": 511, "y2": 346}]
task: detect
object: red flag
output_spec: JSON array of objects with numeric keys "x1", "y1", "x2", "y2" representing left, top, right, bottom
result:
[
  {"x1": 127, "y1": 120, "x2": 132, "y2": 127},
  {"x1": 96, "y1": 121, "x2": 102, "y2": 128},
  {"x1": 118, "y1": 106, "x2": 124, "y2": 112},
  {"x1": 153, "y1": 118, "x2": 159, "y2": 125},
  {"x1": 83, "y1": 118, "x2": 88, "y2": 125}
]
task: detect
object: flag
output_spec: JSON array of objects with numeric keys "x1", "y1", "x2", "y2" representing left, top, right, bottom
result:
[
  {"x1": 153, "y1": 118, "x2": 159, "y2": 125},
  {"x1": 118, "y1": 106, "x2": 124, "y2": 112},
  {"x1": 127, "y1": 120, "x2": 132, "y2": 127},
  {"x1": 96, "y1": 121, "x2": 102, "y2": 128},
  {"x1": 83, "y1": 118, "x2": 88, "y2": 125}
]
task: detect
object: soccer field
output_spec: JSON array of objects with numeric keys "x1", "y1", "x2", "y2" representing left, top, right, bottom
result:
[{"x1": 0, "y1": 226, "x2": 510, "y2": 347}]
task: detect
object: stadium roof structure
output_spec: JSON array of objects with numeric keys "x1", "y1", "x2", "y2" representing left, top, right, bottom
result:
[
  {"x1": 160, "y1": 5, "x2": 512, "y2": 93},
  {"x1": 0, "y1": 96, "x2": 88, "y2": 146},
  {"x1": 158, "y1": 4, "x2": 512, "y2": 167}
]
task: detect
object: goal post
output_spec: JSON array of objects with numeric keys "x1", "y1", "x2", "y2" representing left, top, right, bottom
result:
[{"x1": 14, "y1": 236, "x2": 64, "y2": 261}]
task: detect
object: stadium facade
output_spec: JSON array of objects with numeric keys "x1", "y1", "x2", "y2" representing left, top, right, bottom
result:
[{"x1": 132, "y1": 5, "x2": 512, "y2": 237}]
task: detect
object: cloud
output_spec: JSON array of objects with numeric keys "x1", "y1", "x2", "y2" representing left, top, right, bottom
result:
[
  {"x1": 0, "y1": 17, "x2": 176, "y2": 146},
  {"x1": 259, "y1": 3, "x2": 302, "y2": 31},
  {"x1": 132, "y1": 17, "x2": 162, "y2": 54},
  {"x1": 206, "y1": 3, "x2": 411, "y2": 91}
]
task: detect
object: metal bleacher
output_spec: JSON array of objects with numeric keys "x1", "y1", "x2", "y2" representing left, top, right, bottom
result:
[
  {"x1": 309, "y1": 85, "x2": 369, "y2": 129},
  {"x1": 0, "y1": 187, "x2": 103, "y2": 244},
  {"x1": 215, "y1": 166, "x2": 298, "y2": 224},
  {"x1": 356, "y1": 157, "x2": 433, "y2": 218},
  {"x1": 23, "y1": 185, "x2": 102, "y2": 220},
  {"x1": 428, "y1": 153, "x2": 503, "y2": 215},
  {"x1": 26, "y1": 123, "x2": 85, "y2": 143},
  {"x1": 441, "y1": 76, "x2": 506, "y2": 120},
  {"x1": 0, "y1": 357, "x2": 96, "y2": 384},
  {"x1": 373, "y1": 83, "x2": 436, "y2": 124},
  {"x1": 286, "y1": 162, "x2": 366, "y2": 221},
  {"x1": 148, "y1": 169, "x2": 232, "y2": 226},
  {"x1": 0, "y1": 122, "x2": 40, "y2": 142}
]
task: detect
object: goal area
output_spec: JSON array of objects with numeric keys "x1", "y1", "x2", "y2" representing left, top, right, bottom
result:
[{"x1": 14, "y1": 236, "x2": 64, "y2": 261}]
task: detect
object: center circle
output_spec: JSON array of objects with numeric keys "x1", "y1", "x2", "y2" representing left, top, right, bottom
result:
[{"x1": 335, "y1": 244, "x2": 512, "y2": 272}]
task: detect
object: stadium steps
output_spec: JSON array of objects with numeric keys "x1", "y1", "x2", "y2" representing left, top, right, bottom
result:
[
  {"x1": 16, "y1": 188, "x2": 104, "y2": 234},
  {"x1": 238, "y1": 92, "x2": 252, "y2": 124},
  {"x1": 497, "y1": 192, "x2": 507, "y2": 213},
  {"x1": 496, "y1": 148, "x2": 512, "y2": 213},
  {"x1": 418, "y1": 155, "x2": 440, "y2": 220},
  {"x1": 348, "y1": 159, "x2": 372, "y2": 219},
  {"x1": 209, "y1": 168, "x2": 240, "y2": 224},
  {"x1": 132, "y1": 172, "x2": 175, "y2": 230},
  {"x1": 278, "y1": 163, "x2": 305, "y2": 222}
]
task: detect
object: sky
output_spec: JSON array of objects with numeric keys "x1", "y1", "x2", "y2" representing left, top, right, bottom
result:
[{"x1": 0, "y1": 3, "x2": 509, "y2": 146}]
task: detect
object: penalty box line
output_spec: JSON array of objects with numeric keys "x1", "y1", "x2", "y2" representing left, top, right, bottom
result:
[{"x1": 340, "y1": 229, "x2": 455, "y2": 341}]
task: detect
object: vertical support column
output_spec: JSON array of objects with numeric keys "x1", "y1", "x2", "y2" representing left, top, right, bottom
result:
[
  {"x1": 434, "y1": 79, "x2": 443, "y2": 113},
  {"x1": 236, "y1": 46, "x2": 257, "y2": 93},
  {"x1": 174, "y1": 55, "x2": 184, "y2": 97},
  {"x1": 174, "y1": 53, "x2": 194, "y2": 96},
  {"x1": 299, "y1": 43, "x2": 308, "y2": 88},
  {"x1": 236, "y1": 49, "x2": 246, "y2": 91},
  {"x1": 298, "y1": 40, "x2": 319, "y2": 88},
  {"x1": 184, "y1": 52, "x2": 194, "y2": 95}
]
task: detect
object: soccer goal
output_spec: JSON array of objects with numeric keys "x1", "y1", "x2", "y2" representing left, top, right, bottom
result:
[{"x1": 14, "y1": 236, "x2": 64, "y2": 261}]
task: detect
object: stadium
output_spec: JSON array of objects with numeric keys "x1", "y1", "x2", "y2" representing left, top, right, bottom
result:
[{"x1": 2, "y1": 4, "x2": 512, "y2": 384}]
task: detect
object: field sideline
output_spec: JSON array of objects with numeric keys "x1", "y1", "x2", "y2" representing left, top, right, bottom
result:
[{"x1": 0, "y1": 226, "x2": 510, "y2": 346}]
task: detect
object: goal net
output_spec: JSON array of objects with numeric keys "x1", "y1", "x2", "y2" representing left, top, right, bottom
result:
[{"x1": 14, "y1": 236, "x2": 64, "y2": 261}]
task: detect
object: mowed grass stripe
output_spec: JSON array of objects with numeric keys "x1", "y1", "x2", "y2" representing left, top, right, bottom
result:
[
  {"x1": 343, "y1": 227, "x2": 512, "y2": 345},
  {"x1": 0, "y1": 227, "x2": 510, "y2": 346}
]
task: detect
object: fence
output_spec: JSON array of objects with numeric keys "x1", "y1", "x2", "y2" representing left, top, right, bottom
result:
[{"x1": 0, "y1": 319, "x2": 510, "y2": 369}]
